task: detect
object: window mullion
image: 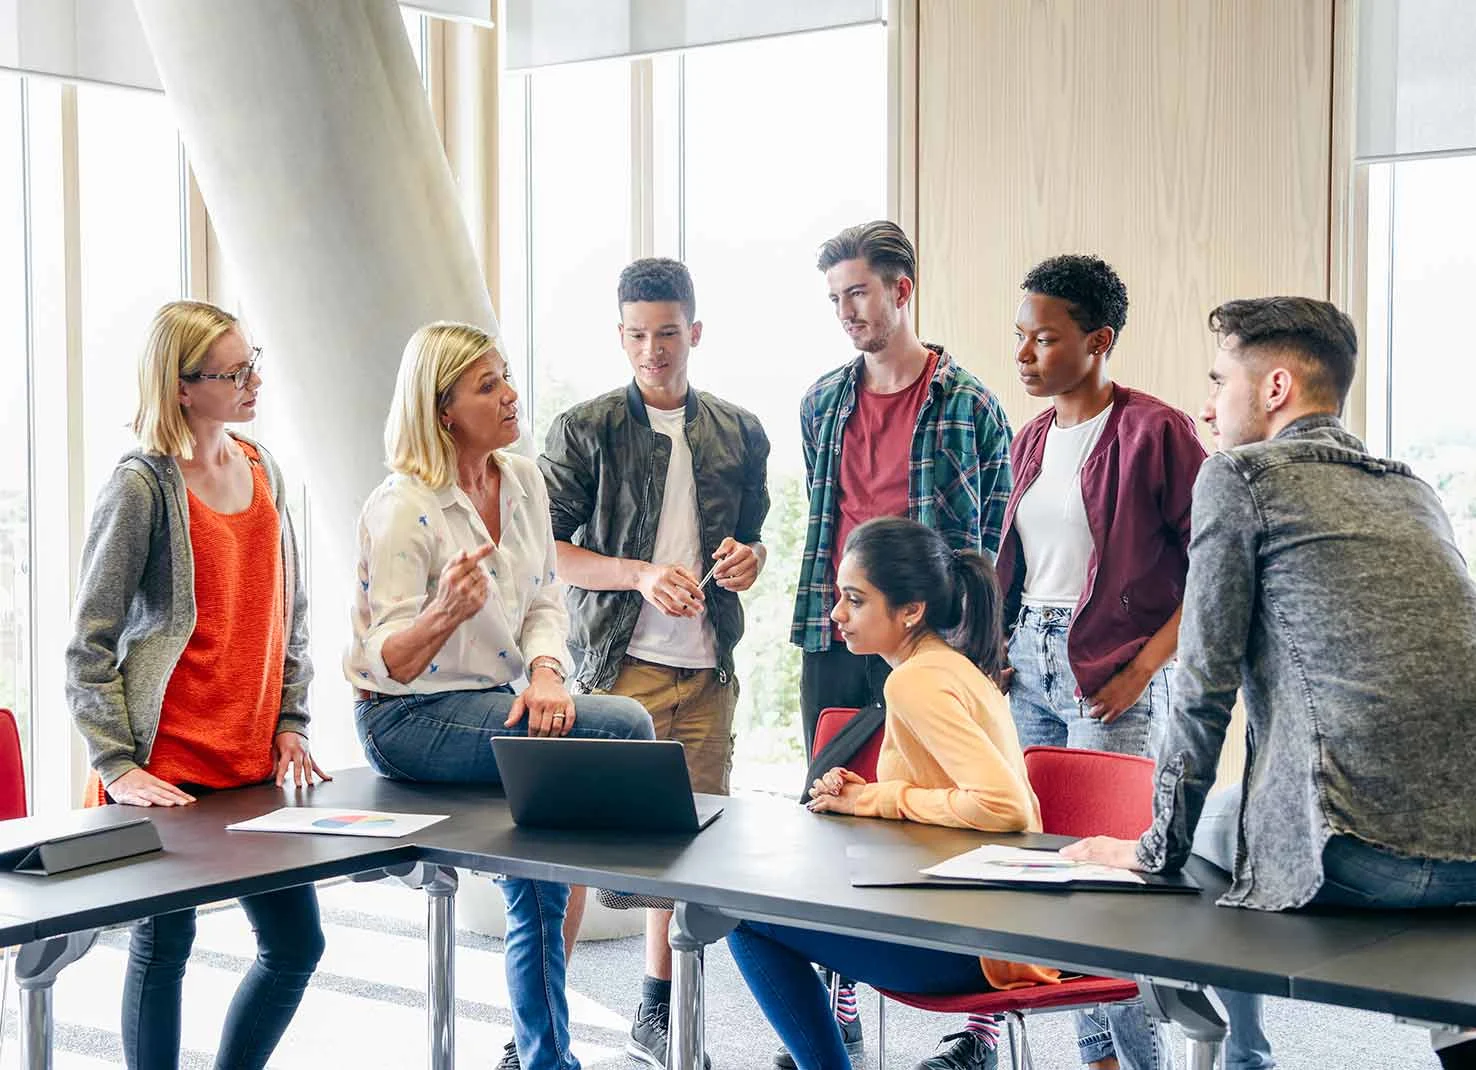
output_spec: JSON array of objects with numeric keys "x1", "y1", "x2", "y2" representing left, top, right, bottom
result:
[
  {"x1": 630, "y1": 59, "x2": 655, "y2": 260},
  {"x1": 676, "y1": 53, "x2": 686, "y2": 264}
]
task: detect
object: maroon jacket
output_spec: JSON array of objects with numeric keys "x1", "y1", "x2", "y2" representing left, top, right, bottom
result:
[{"x1": 996, "y1": 385, "x2": 1207, "y2": 698}]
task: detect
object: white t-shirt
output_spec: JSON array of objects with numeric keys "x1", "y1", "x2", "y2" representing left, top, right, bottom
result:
[
  {"x1": 1015, "y1": 404, "x2": 1113, "y2": 608},
  {"x1": 625, "y1": 406, "x2": 719, "y2": 669}
]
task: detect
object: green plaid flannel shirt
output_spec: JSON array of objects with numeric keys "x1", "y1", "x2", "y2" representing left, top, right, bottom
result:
[{"x1": 790, "y1": 346, "x2": 1013, "y2": 652}]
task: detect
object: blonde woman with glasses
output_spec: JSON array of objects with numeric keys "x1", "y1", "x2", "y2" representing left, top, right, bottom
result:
[
  {"x1": 66, "y1": 300, "x2": 328, "y2": 1070},
  {"x1": 347, "y1": 321, "x2": 653, "y2": 1070}
]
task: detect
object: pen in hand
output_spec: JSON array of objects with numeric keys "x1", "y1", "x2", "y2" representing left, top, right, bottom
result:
[{"x1": 697, "y1": 554, "x2": 726, "y2": 590}]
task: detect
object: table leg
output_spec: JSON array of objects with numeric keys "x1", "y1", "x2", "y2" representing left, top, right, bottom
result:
[
  {"x1": 425, "y1": 869, "x2": 458, "y2": 1070},
  {"x1": 352, "y1": 861, "x2": 460, "y2": 1070},
  {"x1": 1138, "y1": 977, "x2": 1226, "y2": 1070},
  {"x1": 14, "y1": 930, "x2": 98, "y2": 1070},
  {"x1": 667, "y1": 902, "x2": 736, "y2": 1070}
]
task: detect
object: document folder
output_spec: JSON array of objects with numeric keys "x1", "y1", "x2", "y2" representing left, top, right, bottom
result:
[
  {"x1": 0, "y1": 808, "x2": 162, "y2": 876},
  {"x1": 845, "y1": 844, "x2": 1200, "y2": 894}
]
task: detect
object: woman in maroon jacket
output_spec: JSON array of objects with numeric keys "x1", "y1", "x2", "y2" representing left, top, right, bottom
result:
[{"x1": 997, "y1": 255, "x2": 1207, "y2": 1070}]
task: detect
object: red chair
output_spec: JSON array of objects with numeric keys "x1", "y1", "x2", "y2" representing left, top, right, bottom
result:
[
  {"x1": 0, "y1": 708, "x2": 26, "y2": 821},
  {"x1": 875, "y1": 746, "x2": 1157, "y2": 1069},
  {"x1": 811, "y1": 706, "x2": 883, "y2": 781}
]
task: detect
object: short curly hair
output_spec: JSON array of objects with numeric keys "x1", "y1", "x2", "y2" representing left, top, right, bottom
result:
[
  {"x1": 1021, "y1": 255, "x2": 1129, "y2": 351},
  {"x1": 618, "y1": 258, "x2": 696, "y2": 324}
]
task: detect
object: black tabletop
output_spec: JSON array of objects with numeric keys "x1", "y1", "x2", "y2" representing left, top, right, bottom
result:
[
  {"x1": 1291, "y1": 911, "x2": 1476, "y2": 1025},
  {"x1": 0, "y1": 778, "x2": 415, "y2": 945},
  {"x1": 1, "y1": 768, "x2": 1472, "y2": 1028}
]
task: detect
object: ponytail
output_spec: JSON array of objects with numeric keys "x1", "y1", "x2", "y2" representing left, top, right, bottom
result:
[
  {"x1": 843, "y1": 517, "x2": 1006, "y2": 676},
  {"x1": 945, "y1": 550, "x2": 1005, "y2": 679}
]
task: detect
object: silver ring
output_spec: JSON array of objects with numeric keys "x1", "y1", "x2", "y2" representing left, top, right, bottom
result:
[{"x1": 551, "y1": 713, "x2": 566, "y2": 720}]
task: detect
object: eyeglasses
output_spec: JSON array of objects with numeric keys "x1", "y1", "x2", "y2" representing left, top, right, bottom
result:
[{"x1": 182, "y1": 347, "x2": 262, "y2": 390}]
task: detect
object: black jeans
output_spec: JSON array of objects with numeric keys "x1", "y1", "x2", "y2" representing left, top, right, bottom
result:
[
  {"x1": 799, "y1": 645, "x2": 891, "y2": 757},
  {"x1": 122, "y1": 883, "x2": 325, "y2": 1070}
]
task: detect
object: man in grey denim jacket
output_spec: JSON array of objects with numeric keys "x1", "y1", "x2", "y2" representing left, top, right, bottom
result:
[
  {"x1": 1070, "y1": 295, "x2": 1476, "y2": 901},
  {"x1": 1067, "y1": 296, "x2": 1476, "y2": 1067}
]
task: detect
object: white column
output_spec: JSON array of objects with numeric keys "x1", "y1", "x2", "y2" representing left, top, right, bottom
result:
[{"x1": 133, "y1": 0, "x2": 502, "y2": 761}]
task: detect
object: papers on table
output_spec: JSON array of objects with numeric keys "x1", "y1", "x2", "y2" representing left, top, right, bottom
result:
[
  {"x1": 227, "y1": 808, "x2": 449, "y2": 839},
  {"x1": 921, "y1": 844, "x2": 1145, "y2": 885}
]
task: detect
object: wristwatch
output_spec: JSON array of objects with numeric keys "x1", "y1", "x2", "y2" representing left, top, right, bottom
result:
[{"x1": 528, "y1": 656, "x2": 566, "y2": 682}]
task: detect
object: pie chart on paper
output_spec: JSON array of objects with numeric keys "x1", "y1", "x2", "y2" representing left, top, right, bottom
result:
[
  {"x1": 226, "y1": 807, "x2": 450, "y2": 837},
  {"x1": 312, "y1": 813, "x2": 398, "y2": 831}
]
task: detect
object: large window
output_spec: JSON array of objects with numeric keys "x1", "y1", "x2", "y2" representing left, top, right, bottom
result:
[
  {"x1": 0, "y1": 76, "x2": 31, "y2": 792},
  {"x1": 77, "y1": 85, "x2": 186, "y2": 507},
  {"x1": 0, "y1": 76, "x2": 190, "y2": 811},
  {"x1": 1363, "y1": 154, "x2": 1476, "y2": 571},
  {"x1": 520, "y1": 60, "x2": 632, "y2": 447},
  {"x1": 503, "y1": 26, "x2": 889, "y2": 788}
]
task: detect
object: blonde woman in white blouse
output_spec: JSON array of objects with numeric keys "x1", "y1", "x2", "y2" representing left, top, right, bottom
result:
[{"x1": 347, "y1": 321, "x2": 652, "y2": 1070}]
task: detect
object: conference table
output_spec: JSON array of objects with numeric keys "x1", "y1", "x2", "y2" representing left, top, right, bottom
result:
[{"x1": 2, "y1": 767, "x2": 1473, "y2": 1070}]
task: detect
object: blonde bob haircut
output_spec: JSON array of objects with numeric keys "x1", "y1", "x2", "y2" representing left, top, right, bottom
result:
[
  {"x1": 132, "y1": 300, "x2": 240, "y2": 460},
  {"x1": 385, "y1": 321, "x2": 499, "y2": 489}
]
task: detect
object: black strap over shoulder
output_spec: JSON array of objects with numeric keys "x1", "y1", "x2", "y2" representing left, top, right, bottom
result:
[{"x1": 797, "y1": 702, "x2": 886, "y2": 803}]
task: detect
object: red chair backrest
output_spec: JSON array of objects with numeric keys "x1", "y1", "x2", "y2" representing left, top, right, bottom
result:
[
  {"x1": 0, "y1": 708, "x2": 27, "y2": 820},
  {"x1": 1023, "y1": 745, "x2": 1153, "y2": 839},
  {"x1": 812, "y1": 706, "x2": 884, "y2": 782}
]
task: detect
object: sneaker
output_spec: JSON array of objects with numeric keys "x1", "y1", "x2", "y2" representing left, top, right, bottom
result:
[
  {"x1": 773, "y1": 1014, "x2": 863, "y2": 1069},
  {"x1": 912, "y1": 1031, "x2": 998, "y2": 1070},
  {"x1": 496, "y1": 1040, "x2": 520, "y2": 1070},
  {"x1": 626, "y1": 1001, "x2": 713, "y2": 1069}
]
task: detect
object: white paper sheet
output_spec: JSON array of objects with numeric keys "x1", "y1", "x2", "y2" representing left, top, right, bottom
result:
[
  {"x1": 921, "y1": 844, "x2": 1145, "y2": 885},
  {"x1": 226, "y1": 808, "x2": 449, "y2": 839}
]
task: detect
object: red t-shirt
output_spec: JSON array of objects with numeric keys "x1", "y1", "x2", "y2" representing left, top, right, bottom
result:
[{"x1": 831, "y1": 353, "x2": 937, "y2": 636}]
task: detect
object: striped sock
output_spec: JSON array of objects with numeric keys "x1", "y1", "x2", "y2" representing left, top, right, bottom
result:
[
  {"x1": 834, "y1": 983, "x2": 859, "y2": 1025},
  {"x1": 964, "y1": 1014, "x2": 1001, "y2": 1049}
]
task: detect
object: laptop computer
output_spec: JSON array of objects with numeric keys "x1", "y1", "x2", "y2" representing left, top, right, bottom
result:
[{"x1": 490, "y1": 737, "x2": 725, "y2": 833}]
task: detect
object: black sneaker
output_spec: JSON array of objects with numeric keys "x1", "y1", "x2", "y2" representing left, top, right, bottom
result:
[
  {"x1": 912, "y1": 1031, "x2": 998, "y2": 1070},
  {"x1": 496, "y1": 1040, "x2": 520, "y2": 1070},
  {"x1": 627, "y1": 1001, "x2": 713, "y2": 1069},
  {"x1": 773, "y1": 1014, "x2": 864, "y2": 1069}
]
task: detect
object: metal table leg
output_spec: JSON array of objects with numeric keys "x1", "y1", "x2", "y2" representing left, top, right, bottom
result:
[
  {"x1": 424, "y1": 868, "x2": 459, "y2": 1070},
  {"x1": 364, "y1": 861, "x2": 460, "y2": 1070},
  {"x1": 14, "y1": 930, "x2": 98, "y2": 1070},
  {"x1": 1138, "y1": 977, "x2": 1227, "y2": 1070},
  {"x1": 668, "y1": 902, "x2": 736, "y2": 1070}
]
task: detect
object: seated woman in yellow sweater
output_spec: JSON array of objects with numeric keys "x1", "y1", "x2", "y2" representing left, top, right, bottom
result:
[{"x1": 727, "y1": 517, "x2": 1058, "y2": 1070}]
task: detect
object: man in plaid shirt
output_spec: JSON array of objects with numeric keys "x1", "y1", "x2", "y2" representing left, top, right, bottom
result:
[
  {"x1": 792, "y1": 220, "x2": 1013, "y2": 750},
  {"x1": 782, "y1": 220, "x2": 1012, "y2": 1070}
]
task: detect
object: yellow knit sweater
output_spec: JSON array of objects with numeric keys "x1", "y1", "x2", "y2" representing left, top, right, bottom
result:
[{"x1": 851, "y1": 638, "x2": 1060, "y2": 989}]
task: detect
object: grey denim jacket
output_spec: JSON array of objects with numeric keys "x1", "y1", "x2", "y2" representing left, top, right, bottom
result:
[
  {"x1": 1138, "y1": 415, "x2": 1476, "y2": 910},
  {"x1": 65, "y1": 434, "x2": 313, "y2": 786}
]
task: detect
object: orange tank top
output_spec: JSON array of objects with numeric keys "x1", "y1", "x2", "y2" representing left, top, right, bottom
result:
[{"x1": 146, "y1": 442, "x2": 285, "y2": 790}]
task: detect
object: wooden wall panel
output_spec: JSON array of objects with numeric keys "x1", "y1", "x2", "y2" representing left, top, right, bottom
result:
[
  {"x1": 916, "y1": 0, "x2": 1337, "y2": 787},
  {"x1": 916, "y1": 0, "x2": 1334, "y2": 434}
]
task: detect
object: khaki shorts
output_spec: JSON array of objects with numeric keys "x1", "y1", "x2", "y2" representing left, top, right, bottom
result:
[{"x1": 598, "y1": 656, "x2": 738, "y2": 795}]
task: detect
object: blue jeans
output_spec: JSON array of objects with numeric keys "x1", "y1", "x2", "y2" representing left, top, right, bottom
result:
[
  {"x1": 353, "y1": 685, "x2": 654, "y2": 783},
  {"x1": 1194, "y1": 789, "x2": 1275, "y2": 1070},
  {"x1": 1314, "y1": 834, "x2": 1476, "y2": 909},
  {"x1": 122, "y1": 884, "x2": 324, "y2": 1070},
  {"x1": 355, "y1": 685, "x2": 653, "y2": 1070},
  {"x1": 728, "y1": 921, "x2": 986, "y2": 1070},
  {"x1": 1008, "y1": 606, "x2": 1169, "y2": 1070}
]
